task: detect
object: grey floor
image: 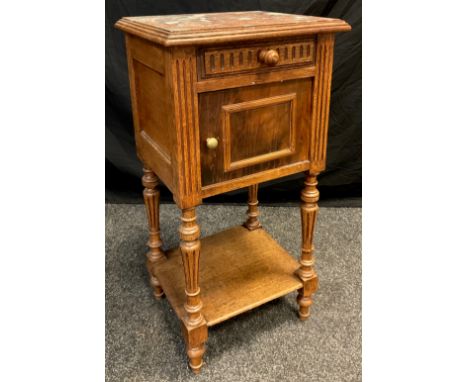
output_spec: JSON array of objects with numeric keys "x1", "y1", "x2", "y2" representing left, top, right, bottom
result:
[{"x1": 106, "y1": 204, "x2": 361, "y2": 382}]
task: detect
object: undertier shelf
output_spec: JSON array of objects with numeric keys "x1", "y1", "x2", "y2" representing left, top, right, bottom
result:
[{"x1": 154, "y1": 225, "x2": 302, "y2": 326}]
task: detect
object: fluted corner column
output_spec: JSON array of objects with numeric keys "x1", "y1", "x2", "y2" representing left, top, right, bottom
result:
[
  {"x1": 296, "y1": 173, "x2": 320, "y2": 320},
  {"x1": 142, "y1": 167, "x2": 166, "y2": 299}
]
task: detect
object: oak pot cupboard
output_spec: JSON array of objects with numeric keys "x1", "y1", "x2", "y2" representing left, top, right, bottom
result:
[{"x1": 115, "y1": 11, "x2": 350, "y2": 373}]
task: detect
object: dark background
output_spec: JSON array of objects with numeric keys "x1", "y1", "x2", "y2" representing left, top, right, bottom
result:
[{"x1": 105, "y1": 0, "x2": 361, "y2": 205}]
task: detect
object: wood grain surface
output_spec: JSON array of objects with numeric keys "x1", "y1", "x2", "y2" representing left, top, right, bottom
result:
[
  {"x1": 199, "y1": 78, "x2": 312, "y2": 187},
  {"x1": 155, "y1": 226, "x2": 302, "y2": 326}
]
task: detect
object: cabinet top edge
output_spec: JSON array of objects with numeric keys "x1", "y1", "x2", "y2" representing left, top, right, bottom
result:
[{"x1": 115, "y1": 11, "x2": 351, "y2": 47}]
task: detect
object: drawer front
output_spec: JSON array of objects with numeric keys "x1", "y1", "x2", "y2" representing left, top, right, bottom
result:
[
  {"x1": 199, "y1": 78, "x2": 312, "y2": 187},
  {"x1": 199, "y1": 39, "x2": 315, "y2": 79}
]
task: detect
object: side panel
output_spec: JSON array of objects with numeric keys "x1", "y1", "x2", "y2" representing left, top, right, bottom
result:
[{"x1": 125, "y1": 34, "x2": 175, "y2": 190}]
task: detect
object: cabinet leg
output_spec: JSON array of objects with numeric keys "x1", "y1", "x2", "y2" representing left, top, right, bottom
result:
[
  {"x1": 296, "y1": 173, "x2": 320, "y2": 320},
  {"x1": 179, "y1": 207, "x2": 207, "y2": 373},
  {"x1": 142, "y1": 167, "x2": 166, "y2": 299},
  {"x1": 244, "y1": 184, "x2": 262, "y2": 230}
]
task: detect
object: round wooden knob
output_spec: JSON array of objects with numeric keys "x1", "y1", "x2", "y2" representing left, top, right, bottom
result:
[
  {"x1": 259, "y1": 49, "x2": 279, "y2": 66},
  {"x1": 206, "y1": 137, "x2": 218, "y2": 149}
]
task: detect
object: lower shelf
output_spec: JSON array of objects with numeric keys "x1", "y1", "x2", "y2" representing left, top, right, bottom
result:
[{"x1": 154, "y1": 225, "x2": 302, "y2": 326}]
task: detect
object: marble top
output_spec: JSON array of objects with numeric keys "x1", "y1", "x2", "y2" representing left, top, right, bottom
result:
[{"x1": 115, "y1": 11, "x2": 351, "y2": 46}]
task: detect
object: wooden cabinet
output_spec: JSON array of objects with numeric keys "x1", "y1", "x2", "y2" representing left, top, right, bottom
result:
[{"x1": 116, "y1": 11, "x2": 350, "y2": 373}]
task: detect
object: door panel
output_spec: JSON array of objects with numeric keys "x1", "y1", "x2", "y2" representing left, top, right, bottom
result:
[{"x1": 199, "y1": 78, "x2": 312, "y2": 187}]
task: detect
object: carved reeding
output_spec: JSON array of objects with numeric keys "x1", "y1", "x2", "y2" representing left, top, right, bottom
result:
[
  {"x1": 311, "y1": 33, "x2": 335, "y2": 171},
  {"x1": 179, "y1": 208, "x2": 204, "y2": 327},
  {"x1": 172, "y1": 50, "x2": 202, "y2": 208},
  {"x1": 203, "y1": 41, "x2": 315, "y2": 77},
  {"x1": 180, "y1": 244, "x2": 201, "y2": 291}
]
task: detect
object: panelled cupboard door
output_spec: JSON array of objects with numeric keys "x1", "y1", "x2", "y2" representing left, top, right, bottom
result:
[{"x1": 199, "y1": 78, "x2": 312, "y2": 187}]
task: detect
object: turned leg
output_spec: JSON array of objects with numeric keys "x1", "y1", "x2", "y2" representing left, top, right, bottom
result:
[
  {"x1": 179, "y1": 207, "x2": 207, "y2": 374},
  {"x1": 244, "y1": 184, "x2": 262, "y2": 230},
  {"x1": 142, "y1": 167, "x2": 166, "y2": 299},
  {"x1": 296, "y1": 173, "x2": 320, "y2": 320}
]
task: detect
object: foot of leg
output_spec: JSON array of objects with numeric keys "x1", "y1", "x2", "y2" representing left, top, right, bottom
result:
[
  {"x1": 181, "y1": 322, "x2": 208, "y2": 374},
  {"x1": 297, "y1": 292, "x2": 312, "y2": 320},
  {"x1": 148, "y1": 272, "x2": 165, "y2": 299}
]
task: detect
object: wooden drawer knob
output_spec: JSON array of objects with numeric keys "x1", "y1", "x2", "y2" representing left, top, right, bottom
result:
[
  {"x1": 206, "y1": 137, "x2": 219, "y2": 149},
  {"x1": 259, "y1": 49, "x2": 279, "y2": 66}
]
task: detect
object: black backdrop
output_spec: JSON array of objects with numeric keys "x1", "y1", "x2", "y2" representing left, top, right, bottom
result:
[{"x1": 105, "y1": 0, "x2": 361, "y2": 204}]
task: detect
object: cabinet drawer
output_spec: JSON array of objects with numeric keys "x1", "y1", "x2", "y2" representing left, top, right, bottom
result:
[
  {"x1": 199, "y1": 78, "x2": 312, "y2": 187},
  {"x1": 199, "y1": 39, "x2": 315, "y2": 79}
]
